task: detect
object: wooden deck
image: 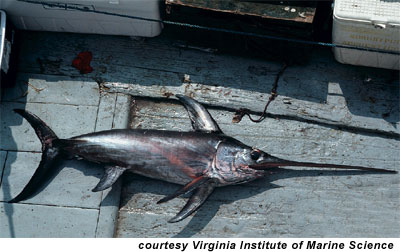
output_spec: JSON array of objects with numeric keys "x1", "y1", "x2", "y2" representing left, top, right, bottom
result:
[{"x1": 9, "y1": 31, "x2": 400, "y2": 237}]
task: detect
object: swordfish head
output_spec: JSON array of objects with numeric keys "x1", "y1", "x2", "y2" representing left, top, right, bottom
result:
[{"x1": 209, "y1": 137, "x2": 281, "y2": 185}]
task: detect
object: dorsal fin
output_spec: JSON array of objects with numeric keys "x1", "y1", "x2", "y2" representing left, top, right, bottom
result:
[{"x1": 176, "y1": 95, "x2": 222, "y2": 133}]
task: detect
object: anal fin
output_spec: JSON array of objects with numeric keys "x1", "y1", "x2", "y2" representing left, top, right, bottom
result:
[
  {"x1": 168, "y1": 179, "x2": 217, "y2": 223},
  {"x1": 92, "y1": 166, "x2": 127, "y2": 192}
]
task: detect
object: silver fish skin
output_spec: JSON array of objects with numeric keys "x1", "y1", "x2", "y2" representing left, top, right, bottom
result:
[{"x1": 59, "y1": 129, "x2": 223, "y2": 185}]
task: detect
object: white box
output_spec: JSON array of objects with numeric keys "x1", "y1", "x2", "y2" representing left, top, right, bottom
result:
[
  {"x1": 0, "y1": 10, "x2": 6, "y2": 74},
  {"x1": 1, "y1": 9, "x2": 19, "y2": 95},
  {"x1": 1, "y1": 10, "x2": 5, "y2": 101},
  {"x1": 0, "y1": 0, "x2": 163, "y2": 37},
  {"x1": 332, "y1": 0, "x2": 400, "y2": 70}
]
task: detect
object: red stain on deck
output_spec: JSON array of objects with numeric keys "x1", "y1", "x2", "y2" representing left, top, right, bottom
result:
[{"x1": 72, "y1": 51, "x2": 93, "y2": 74}]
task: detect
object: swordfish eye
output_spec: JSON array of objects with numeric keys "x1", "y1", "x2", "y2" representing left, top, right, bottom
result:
[{"x1": 250, "y1": 149, "x2": 261, "y2": 161}]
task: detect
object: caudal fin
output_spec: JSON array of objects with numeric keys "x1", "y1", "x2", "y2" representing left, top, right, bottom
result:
[{"x1": 8, "y1": 109, "x2": 61, "y2": 203}]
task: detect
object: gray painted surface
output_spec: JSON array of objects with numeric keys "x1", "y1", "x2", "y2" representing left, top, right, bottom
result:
[
  {"x1": 0, "y1": 152, "x2": 6, "y2": 185},
  {"x1": 0, "y1": 62, "x2": 129, "y2": 236},
  {"x1": 95, "y1": 181, "x2": 122, "y2": 238},
  {"x1": 0, "y1": 151, "x2": 103, "y2": 207},
  {"x1": 0, "y1": 203, "x2": 99, "y2": 238},
  {"x1": 95, "y1": 92, "x2": 117, "y2": 132},
  {"x1": 3, "y1": 73, "x2": 100, "y2": 106},
  {"x1": 1, "y1": 102, "x2": 98, "y2": 151}
]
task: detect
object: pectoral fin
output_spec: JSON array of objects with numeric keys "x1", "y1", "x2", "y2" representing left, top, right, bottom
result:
[
  {"x1": 168, "y1": 180, "x2": 217, "y2": 223},
  {"x1": 157, "y1": 176, "x2": 209, "y2": 204},
  {"x1": 92, "y1": 166, "x2": 127, "y2": 192}
]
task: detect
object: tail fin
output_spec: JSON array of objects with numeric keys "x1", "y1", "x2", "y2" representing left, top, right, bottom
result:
[{"x1": 8, "y1": 109, "x2": 61, "y2": 203}]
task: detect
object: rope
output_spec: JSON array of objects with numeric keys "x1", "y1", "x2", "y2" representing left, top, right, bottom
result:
[
  {"x1": 17, "y1": 0, "x2": 400, "y2": 56},
  {"x1": 233, "y1": 62, "x2": 287, "y2": 123}
]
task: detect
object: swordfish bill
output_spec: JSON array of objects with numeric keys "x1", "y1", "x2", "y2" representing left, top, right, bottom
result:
[{"x1": 9, "y1": 94, "x2": 397, "y2": 223}]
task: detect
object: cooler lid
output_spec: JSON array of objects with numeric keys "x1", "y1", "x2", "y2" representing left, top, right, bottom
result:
[{"x1": 334, "y1": 0, "x2": 400, "y2": 26}]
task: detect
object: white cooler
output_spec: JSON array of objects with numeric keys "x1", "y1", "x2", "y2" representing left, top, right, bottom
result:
[
  {"x1": 1, "y1": 9, "x2": 6, "y2": 100},
  {"x1": 1, "y1": 9, "x2": 19, "y2": 97},
  {"x1": 0, "y1": 0, "x2": 163, "y2": 37},
  {"x1": 0, "y1": 10, "x2": 7, "y2": 77},
  {"x1": 332, "y1": 0, "x2": 400, "y2": 70}
]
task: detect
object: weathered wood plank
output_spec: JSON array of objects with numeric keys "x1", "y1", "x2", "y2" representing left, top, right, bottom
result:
[
  {"x1": 16, "y1": 32, "x2": 399, "y2": 135},
  {"x1": 106, "y1": 79, "x2": 399, "y2": 137}
]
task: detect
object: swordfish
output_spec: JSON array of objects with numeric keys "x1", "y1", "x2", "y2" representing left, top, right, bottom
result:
[{"x1": 9, "y1": 95, "x2": 396, "y2": 223}]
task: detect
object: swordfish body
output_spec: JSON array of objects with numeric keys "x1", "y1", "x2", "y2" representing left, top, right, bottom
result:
[
  {"x1": 61, "y1": 130, "x2": 238, "y2": 186},
  {"x1": 9, "y1": 95, "x2": 397, "y2": 223}
]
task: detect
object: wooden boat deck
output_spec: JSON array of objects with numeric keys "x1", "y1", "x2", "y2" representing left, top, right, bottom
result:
[{"x1": 0, "y1": 30, "x2": 398, "y2": 237}]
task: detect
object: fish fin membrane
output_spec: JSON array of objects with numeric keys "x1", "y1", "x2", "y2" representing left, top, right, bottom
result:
[
  {"x1": 9, "y1": 110, "x2": 60, "y2": 203},
  {"x1": 176, "y1": 94, "x2": 222, "y2": 134},
  {"x1": 168, "y1": 180, "x2": 217, "y2": 223},
  {"x1": 157, "y1": 176, "x2": 209, "y2": 204},
  {"x1": 92, "y1": 166, "x2": 127, "y2": 192}
]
